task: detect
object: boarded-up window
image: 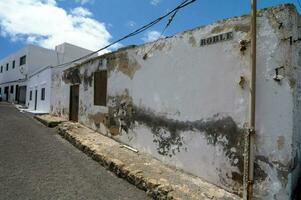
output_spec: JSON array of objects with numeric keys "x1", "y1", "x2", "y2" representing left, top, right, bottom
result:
[{"x1": 94, "y1": 71, "x2": 107, "y2": 106}]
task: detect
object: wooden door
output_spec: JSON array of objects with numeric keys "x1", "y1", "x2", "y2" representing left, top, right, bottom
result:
[{"x1": 69, "y1": 85, "x2": 79, "y2": 122}]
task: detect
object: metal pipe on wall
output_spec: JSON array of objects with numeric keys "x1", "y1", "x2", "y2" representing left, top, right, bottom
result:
[
  {"x1": 243, "y1": 0, "x2": 256, "y2": 199},
  {"x1": 248, "y1": 0, "x2": 257, "y2": 199}
]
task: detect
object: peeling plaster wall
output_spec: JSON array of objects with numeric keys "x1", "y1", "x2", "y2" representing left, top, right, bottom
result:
[
  {"x1": 53, "y1": 4, "x2": 301, "y2": 199},
  {"x1": 50, "y1": 66, "x2": 71, "y2": 119},
  {"x1": 291, "y1": 10, "x2": 301, "y2": 199},
  {"x1": 253, "y1": 6, "x2": 301, "y2": 199}
]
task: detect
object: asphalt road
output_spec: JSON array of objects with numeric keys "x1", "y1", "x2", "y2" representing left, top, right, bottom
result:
[{"x1": 0, "y1": 103, "x2": 149, "y2": 200}]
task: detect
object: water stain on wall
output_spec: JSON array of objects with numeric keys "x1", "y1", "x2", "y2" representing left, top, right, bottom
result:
[
  {"x1": 63, "y1": 67, "x2": 81, "y2": 85},
  {"x1": 255, "y1": 154, "x2": 296, "y2": 187},
  {"x1": 88, "y1": 112, "x2": 108, "y2": 129},
  {"x1": 104, "y1": 51, "x2": 141, "y2": 79},
  {"x1": 107, "y1": 91, "x2": 245, "y2": 185},
  {"x1": 277, "y1": 136, "x2": 285, "y2": 150},
  {"x1": 83, "y1": 69, "x2": 93, "y2": 91}
]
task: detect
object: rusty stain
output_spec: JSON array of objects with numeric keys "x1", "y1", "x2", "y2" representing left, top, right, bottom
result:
[
  {"x1": 239, "y1": 76, "x2": 246, "y2": 89},
  {"x1": 88, "y1": 113, "x2": 107, "y2": 126},
  {"x1": 109, "y1": 127, "x2": 120, "y2": 136},
  {"x1": 277, "y1": 136, "x2": 285, "y2": 150},
  {"x1": 106, "y1": 51, "x2": 141, "y2": 79}
]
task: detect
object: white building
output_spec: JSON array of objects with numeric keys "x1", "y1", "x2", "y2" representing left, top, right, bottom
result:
[
  {"x1": 0, "y1": 45, "x2": 60, "y2": 104},
  {"x1": 0, "y1": 43, "x2": 92, "y2": 114},
  {"x1": 25, "y1": 43, "x2": 93, "y2": 113},
  {"x1": 51, "y1": 4, "x2": 301, "y2": 199}
]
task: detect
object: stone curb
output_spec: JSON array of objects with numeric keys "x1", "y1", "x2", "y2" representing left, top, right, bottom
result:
[
  {"x1": 56, "y1": 122, "x2": 241, "y2": 200},
  {"x1": 34, "y1": 115, "x2": 66, "y2": 127}
]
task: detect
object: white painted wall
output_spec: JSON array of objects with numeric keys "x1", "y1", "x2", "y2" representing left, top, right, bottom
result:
[
  {"x1": 0, "y1": 45, "x2": 57, "y2": 103},
  {"x1": 52, "y1": 4, "x2": 301, "y2": 199},
  {"x1": 0, "y1": 43, "x2": 93, "y2": 105},
  {"x1": 26, "y1": 67, "x2": 52, "y2": 113},
  {"x1": 27, "y1": 43, "x2": 93, "y2": 113}
]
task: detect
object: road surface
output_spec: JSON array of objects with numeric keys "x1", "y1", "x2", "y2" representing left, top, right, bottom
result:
[{"x1": 0, "y1": 103, "x2": 149, "y2": 200}]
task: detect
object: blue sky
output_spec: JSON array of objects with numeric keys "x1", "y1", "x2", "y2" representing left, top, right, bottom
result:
[{"x1": 0, "y1": 0, "x2": 300, "y2": 58}]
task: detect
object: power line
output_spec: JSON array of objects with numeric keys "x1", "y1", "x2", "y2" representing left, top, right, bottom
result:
[
  {"x1": 55, "y1": 0, "x2": 196, "y2": 68},
  {"x1": 143, "y1": 1, "x2": 183, "y2": 59}
]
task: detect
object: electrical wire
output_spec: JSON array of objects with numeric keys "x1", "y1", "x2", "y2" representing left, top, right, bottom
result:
[
  {"x1": 54, "y1": 0, "x2": 197, "y2": 68},
  {"x1": 143, "y1": 1, "x2": 184, "y2": 59}
]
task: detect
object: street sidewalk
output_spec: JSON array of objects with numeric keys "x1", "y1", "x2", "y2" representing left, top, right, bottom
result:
[{"x1": 50, "y1": 119, "x2": 241, "y2": 200}]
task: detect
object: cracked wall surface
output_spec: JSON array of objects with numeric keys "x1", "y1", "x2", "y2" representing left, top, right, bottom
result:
[{"x1": 51, "y1": 4, "x2": 301, "y2": 199}]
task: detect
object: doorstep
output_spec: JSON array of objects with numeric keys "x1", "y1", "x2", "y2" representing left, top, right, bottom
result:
[
  {"x1": 56, "y1": 121, "x2": 241, "y2": 200},
  {"x1": 34, "y1": 114, "x2": 66, "y2": 127}
]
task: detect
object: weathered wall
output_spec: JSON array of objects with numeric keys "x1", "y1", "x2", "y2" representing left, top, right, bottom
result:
[
  {"x1": 50, "y1": 66, "x2": 72, "y2": 118},
  {"x1": 253, "y1": 5, "x2": 301, "y2": 199},
  {"x1": 53, "y1": 4, "x2": 301, "y2": 199},
  {"x1": 291, "y1": 8, "x2": 301, "y2": 199}
]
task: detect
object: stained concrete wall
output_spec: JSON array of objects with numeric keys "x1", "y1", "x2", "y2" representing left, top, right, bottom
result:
[
  {"x1": 50, "y1": 66, "x2": 72, "y2": 117},
  {"x1": 51, "y1": 4, "x2": 301, "y2": 199}
]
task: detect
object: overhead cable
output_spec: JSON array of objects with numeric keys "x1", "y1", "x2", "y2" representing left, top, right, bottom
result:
[{"x1": 55, "y1": 0, "x2": 197, "y2": 68}]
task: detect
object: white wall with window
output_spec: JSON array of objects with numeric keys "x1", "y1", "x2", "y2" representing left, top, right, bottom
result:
[
  {"x1": 0, "y1": 45, "x2": 60, "y2": 104},
  {"x1": 0, "y1": 42, "x2": 93, "y2": 108},
  {"x1": 26, "y1": 67, "x2": 52, "y2": 113}
]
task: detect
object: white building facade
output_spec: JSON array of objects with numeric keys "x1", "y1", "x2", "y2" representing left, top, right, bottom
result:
[
  {"x1": 26, "y1": 43, "x2": 93, "y2": 113},
  {"x1": 0, "y1": 43, "x2": 92, "y2": 114},
  {"x1": 0, "y1": 45, "x2": 59, "y2": 104}
]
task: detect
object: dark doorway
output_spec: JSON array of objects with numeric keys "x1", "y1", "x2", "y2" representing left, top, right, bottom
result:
[
  {"x1": 15, "y1": 85, "x2": 19, "y2": 102},
  {"x1": 18, "y1": 86, "x2": 26, "y2": 105},
  {"x1": 69, "y1": 85, "x2": 79, "y2": 122},
  {"x1": 34, "y1": 90, "x2": 38, "y2": 110},
  {"x1": 4, "y1": 86, "x2": 9, "y2": 101}
]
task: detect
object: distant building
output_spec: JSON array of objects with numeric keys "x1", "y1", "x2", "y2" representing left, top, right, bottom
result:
[
  {"x1": 0, "y1": 43, "x2": 93, "y2": 113},
  {"x1": 51, "y1": 4, "x2": 301, "y2": 199}
]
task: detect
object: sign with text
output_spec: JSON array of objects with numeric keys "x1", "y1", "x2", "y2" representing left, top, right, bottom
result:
[{"x1": 200, "y1": 32, "x2": 233, "y2": 46}]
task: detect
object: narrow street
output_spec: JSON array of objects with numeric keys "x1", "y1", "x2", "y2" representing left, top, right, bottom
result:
[{"x1": 0, "y1": 103, "x2": 149, "y2": 200}]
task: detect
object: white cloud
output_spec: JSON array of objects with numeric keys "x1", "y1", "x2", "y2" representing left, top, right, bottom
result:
[
  {"x1": 126, "y1": 20, "x2": 136, "y2": 28},
  {"x1": 142, "y1": 31, "x2": 162, "y2": 42},
  {"x1": 70, "y1": 7, "x2": 92, "y2": 17},
  {"x1": 75, "y1": 0, "x2": 93, "y2": 5},
  {"x1": 150, "y1": 0, "x2": 162, "y2": 6},
  {"x1": 0, "y1": 0, "x2": 112, "y2": 52}
]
